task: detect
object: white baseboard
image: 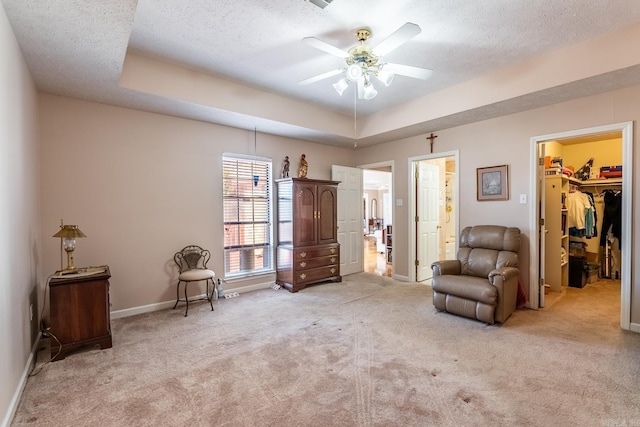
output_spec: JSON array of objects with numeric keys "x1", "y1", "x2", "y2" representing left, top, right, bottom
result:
[
  {"x1": 629, "y1": 322, "x2": 640, "y2": 333},
  {"x1": 110, "y1": 280, "x2": 273, "y2": 319},
  {"x1": 2, "y1": 337, "x2": 41, "y2": 427},
  {"x1": 392, "y1": 274, "x2": 410, "y2": 282}
]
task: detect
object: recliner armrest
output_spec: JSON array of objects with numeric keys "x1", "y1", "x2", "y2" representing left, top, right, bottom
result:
[
  {"x1": 488, "y1": 267, "x2": 519, "y2": 284},
  {"x1": 431, "y1": 260, "x2": 461, "y2": 276}
]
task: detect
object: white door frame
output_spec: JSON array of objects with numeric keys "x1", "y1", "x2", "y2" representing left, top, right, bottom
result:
[
  {"x1": 408, "y1": 150, "x2": 460, "y2": 283},
  {"x1": 359, "y1": 160, "x2": 394, "y2": 277},
  {"x1": 528, "y1": 122, "x2": 633, "y2": 330}
]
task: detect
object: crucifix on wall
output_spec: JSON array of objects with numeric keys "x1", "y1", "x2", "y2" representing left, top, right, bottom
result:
[{"x1": 426, "y1": 133, "x2": 438, "y2": 153}]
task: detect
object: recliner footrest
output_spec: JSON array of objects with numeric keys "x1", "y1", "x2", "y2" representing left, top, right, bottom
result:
[{"x1": 432, "y1": 275, "x2": 497, "y2": 305}]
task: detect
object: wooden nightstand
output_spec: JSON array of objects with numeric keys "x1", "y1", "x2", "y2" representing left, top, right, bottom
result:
[{"x1": 49, "y1": 266, "x2": 112, "y2": 361}]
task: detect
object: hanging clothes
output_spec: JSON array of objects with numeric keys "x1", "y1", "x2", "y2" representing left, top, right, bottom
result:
[
  {"x1": 582, "y1": 191, "x2": 597, "y2": 238},
  {"x1": 566, "y1": 190, "x2": 594, "y2": 237},
  {"x1": 599, "y1": 190, "x2": 622, "y2": 248}
]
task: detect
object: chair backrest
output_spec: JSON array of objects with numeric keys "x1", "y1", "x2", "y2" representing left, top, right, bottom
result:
[
  {"x1": 174, "y1": 245, "x2": 211, "y2": 273},
  {"x1": 457, "y1": 225, "x2": 520, "y2": 278}
]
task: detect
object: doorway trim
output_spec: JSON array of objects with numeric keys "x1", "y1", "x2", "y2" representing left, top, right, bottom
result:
[
  {"x1": 408, "y1": 150, "x2": 460, "y2": 283},
  {"x1": 528, "y1": 121, "x2": 633, "y2": 330}
]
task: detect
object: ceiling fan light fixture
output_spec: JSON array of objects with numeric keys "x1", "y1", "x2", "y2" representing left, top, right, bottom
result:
[
  {"x1": 376, "y1": 67, "x2": 394, "y2": 86},
  {"x1": 333, "y1": 78, "x2": 350, "y2": 96},
  {"x1": 346, "y1": 63, "x2": 363, "y2": 81},
  {"x1": 363, "y1": 82, "x2": 377, "y2": 100}
]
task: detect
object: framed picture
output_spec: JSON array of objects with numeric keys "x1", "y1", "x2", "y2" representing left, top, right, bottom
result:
[{"x1": 477, "y1": 165, "x2": 509, "y2": 201}]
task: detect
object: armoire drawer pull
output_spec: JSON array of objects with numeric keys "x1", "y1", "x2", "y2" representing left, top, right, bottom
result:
[
  {"x1": 299, "y1": 273, "x2": 307, "y2": 280},
  {"x1": 299, "y1": 252, "x2": 307, "y2": 258},
  {"x1": 330, "y1": 248, "x2": 336, "y2": 254},
  {"x1": 330, "y1": 268, "x2": 336, "y2": 274},
  {"x1": 330, "y1": 257, "x2": 336, "y2": 263},
  {"x1": 299, "y1": 262, "x2": 307, "y2": 268}
]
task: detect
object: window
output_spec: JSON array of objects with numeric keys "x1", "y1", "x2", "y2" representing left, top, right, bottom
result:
[{"x1": 222, "y1": 155, "x2": 273, "y2": 277}]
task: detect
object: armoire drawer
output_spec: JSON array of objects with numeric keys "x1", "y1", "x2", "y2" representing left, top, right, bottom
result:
[
  {"x1": 294, "y1": 254, "x2": 339, "y2": 271},
  {"x1": 296, "y1": 265, "x2": 340, "y2": 284},
  {"x1": 294, "y1": 245, "x2": 339, "y2": 260}
]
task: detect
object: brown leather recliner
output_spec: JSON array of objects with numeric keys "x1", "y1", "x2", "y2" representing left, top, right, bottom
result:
[{"x1": 431, "y1": 225, "x2": 521, "y2": 324}]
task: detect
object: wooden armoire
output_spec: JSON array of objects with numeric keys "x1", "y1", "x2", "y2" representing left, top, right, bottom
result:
[{"x1": 276, "y1": 178, "x2": 341, "y2": 292}]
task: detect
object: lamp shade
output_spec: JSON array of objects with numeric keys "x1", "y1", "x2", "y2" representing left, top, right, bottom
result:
[
  {"x1": 363, "y1": 83, "x2": 378, "y2": 100},
  {"x1": 52, "y1": 225, "x2": 87, "y2": 239},
  {"x1": 333, "y1": 78, "x2": 349, "y2": 96},
  {"x1": 376, "y1": 68, "x2": 395, "y2": 86}
]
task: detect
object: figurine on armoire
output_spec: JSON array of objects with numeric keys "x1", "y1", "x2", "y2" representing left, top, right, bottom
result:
[{"x1": 298, "y1": 154, "x2": 308, "y2": 178}]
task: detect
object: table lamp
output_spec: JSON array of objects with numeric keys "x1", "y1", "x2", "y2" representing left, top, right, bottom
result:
[{"x1": 53, "y1": 220, "x2": 86, "y2": 275}]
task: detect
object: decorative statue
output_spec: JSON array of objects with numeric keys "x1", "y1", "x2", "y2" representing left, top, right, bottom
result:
[
  {"x1": 282, "y1": 156, "x2": 290, "y2": 178},
  {"x1": 298, "y1": 154, "x2": 308, "y2": 178}
]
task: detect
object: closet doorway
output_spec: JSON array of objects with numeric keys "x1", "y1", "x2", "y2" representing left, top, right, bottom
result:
[{"x1": 529, "y1": 122, "x2": 632, "y2": 330}]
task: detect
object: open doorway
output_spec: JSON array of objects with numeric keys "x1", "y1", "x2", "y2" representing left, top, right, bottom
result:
[
  {"x1": 409, "y1": 151, "x2": 459, "y2": 283},
  {"x1": 362, "y1": 164, "x2": 393, "y2": 277},
  {"x1": 530, "y1": 122, "x2": 632, "y2": 330}
]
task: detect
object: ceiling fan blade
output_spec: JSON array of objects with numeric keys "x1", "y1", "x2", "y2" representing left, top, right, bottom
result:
[
  {"x1": 298, "y1": 69, "x2": 344, "y2": 85},
  {"x1": 302, "y1": 37, "x2": 351, "y2": 59},
  {"x1": 372, "y1": 22, "x2": 421, "y2": 57},
  {"x1": 384, "y1": 63, "x2": 433, "y2": 80}
]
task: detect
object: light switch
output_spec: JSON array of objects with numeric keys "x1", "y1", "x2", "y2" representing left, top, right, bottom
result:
[{"x1": 519, "y1": 194, "x2": 527, "y2": 204}]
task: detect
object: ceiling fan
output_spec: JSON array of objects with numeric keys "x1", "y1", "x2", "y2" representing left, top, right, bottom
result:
[{"x1": 299, "y1": 22, "x2": 433, "y2": 100}]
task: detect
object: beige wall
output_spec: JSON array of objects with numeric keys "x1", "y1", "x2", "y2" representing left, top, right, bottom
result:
[
  {"x1": 355, "y1": 85, "x2": 640, "y2": 325},
  {"x1": 0, "y1": 5, "x2": 40, "y2": 425},
  {"x1": 38, "y1": 94, "x2": 356, "y2": 311}
]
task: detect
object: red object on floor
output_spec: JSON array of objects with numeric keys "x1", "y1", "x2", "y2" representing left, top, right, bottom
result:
[{"x1": 516, "y1": 279, "x2": 528, "y2": 308}]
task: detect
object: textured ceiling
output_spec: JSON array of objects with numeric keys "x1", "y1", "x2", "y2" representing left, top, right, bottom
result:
[{"x1": 3, "y1": 0, "x2": 640, "y2": 147}]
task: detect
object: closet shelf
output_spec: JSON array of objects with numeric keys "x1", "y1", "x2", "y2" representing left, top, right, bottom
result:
[{"x1": 576, "y1": 178, "x2": 622, "y2": 187}]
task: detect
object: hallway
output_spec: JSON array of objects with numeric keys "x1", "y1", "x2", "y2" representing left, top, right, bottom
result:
[{"x1": 364, "y1": 235, "x2": 392, "y2": 277}]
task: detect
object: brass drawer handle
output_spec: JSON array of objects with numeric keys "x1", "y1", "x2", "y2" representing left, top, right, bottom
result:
[
  {"x1": 330, "y1": 257, "x2": 336, "y2": 263},
  {"x1": 330, "y1": 268, "x2": 336, "y2": 274},
  {"x1": 330, "y1": 248, "x2": 336, "y2": 254},
  {"x1": 299, "y1": 252, "x2": 307, "y2": 258},
  {"x1": 299, "y1": 262, "x2": 307, "y2": 268},
  {"x1": 299, "y1": 273, "x2": 306, "y2": 280}
]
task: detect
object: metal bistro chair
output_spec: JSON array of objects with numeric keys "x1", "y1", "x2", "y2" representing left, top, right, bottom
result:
[{"x1": 173, "y1": 245, "x2": 216, "y2": 317}]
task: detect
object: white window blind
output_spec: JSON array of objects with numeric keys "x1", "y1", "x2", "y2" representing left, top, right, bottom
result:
[{"x1": 222, "y1": 155, "x2": 273, "y2": 276}]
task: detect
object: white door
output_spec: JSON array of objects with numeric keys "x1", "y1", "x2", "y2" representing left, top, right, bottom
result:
[
  {"x1": 416, "y1": 161, "x2": 440, "y2": 281},
  {"x1": 537, "y1": 143, "x2": 546, "y2": 308},
  {"x1": 332, "y1": 165, "x2": 363, "y2": 275}
]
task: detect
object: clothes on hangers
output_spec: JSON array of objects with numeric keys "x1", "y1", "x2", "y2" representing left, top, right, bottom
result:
[
  {"x1": 582, "y1": 191, "x2": 597, "y2": 238},
  {"x1": 599, "y1": 189, "x2": 622, "y2": 248},
  {"x1": 566, "y1": 190, "x2": 595, "y2": 237}
]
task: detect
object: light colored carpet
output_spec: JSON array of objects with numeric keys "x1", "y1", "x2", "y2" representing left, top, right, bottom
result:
[{"x1": 13, "y1": 274, "x2": 640, "y2": 426}]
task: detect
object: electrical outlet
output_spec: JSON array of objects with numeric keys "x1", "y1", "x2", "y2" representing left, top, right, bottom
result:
[{"x1": 29, "y1": 304, "x2": 33, "y2": 321}]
